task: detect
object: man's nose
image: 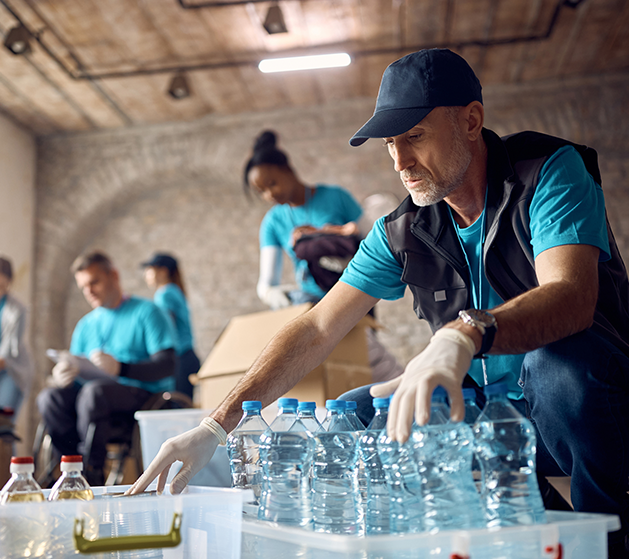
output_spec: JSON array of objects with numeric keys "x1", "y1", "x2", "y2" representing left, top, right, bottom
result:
[{"x1": 392, "y1": 144, "x2": 414, "y2": 173}]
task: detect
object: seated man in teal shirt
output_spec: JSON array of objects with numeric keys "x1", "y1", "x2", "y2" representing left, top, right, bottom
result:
[{"x1": 37, "y1": 251, "x2": 177, "y2": 485}]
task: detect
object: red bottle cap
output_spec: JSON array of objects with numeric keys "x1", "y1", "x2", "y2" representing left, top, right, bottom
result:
[
  {"x1": 61, "y1": 455, "x2": 83, "y2": 463},
  {"x1": 10, "y1": 456, "x2": 34, "y2": 464}
]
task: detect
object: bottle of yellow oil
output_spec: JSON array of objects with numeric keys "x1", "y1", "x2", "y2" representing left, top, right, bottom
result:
[
  {"x1": 0, "y1": 456, "x2": 45, "y2": 504},
  {"x1": 48, "y1": 455, "x2": 94, "y2": 501}
]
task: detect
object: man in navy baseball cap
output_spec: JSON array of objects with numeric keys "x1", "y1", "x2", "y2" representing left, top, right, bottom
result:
[{"x1": 350, "y1": 48, "x2": 482, "y2": 146}]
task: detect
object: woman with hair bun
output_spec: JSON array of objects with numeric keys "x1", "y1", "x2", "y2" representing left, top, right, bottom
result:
[{"x1": 244, "y1": 130, "x2": 364, "y2": 309}]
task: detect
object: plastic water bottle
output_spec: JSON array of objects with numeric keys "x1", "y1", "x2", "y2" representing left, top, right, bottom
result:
[
  {"x1": 359, "y1": 397, "x2": 391, "y2": 534},
  {"x1": 257, "y1": 425, "x2": 315, "y2": 528},
  {"x1": 320, "y1": 399, "x2": 353, "y2": 431},
  {"x1": 48, "y1": 455, "x2": 94, "y2": 501},
  {"x1": 0, "y1": 456, "x2": 44, "y2": 504},
  {"x1": 409, "y1": 387, "x2": 486, "y2": 532},
  {"x1": 290, "y1": 401, "x2": 322, "y2": 433},
  {"x1": 311, "y1": 400, "x2": 363, "y2": 535},
  {"x1": 474, "y1": 382, "x2": 547, "y2": 527},
  {"x1": 345, "y1": 401, "x2": 365, "y2": 430},
  {"x1": 462, "y1": 387, "x2": 483, "y2": 483},
  {"x1": 227, "y1": 400, "x2": 269, "y2": 504},
  {"x1": 269, "y1": 397, "x2": 298, "y2": 431}
]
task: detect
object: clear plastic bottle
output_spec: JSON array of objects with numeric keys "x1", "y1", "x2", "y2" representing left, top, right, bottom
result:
[
  {"x1": 0, "y1": 456, "x2": 45, "y2": 504},
  {"x1": 344, "y1": 401, "x2": 365, "y2": 430},
  {"x1": 257, "y1": 425, "x2": 315, "y2": 528},
  {"x1": 409, "y1": 387, "x2": 486, "y2": 532},
  {"x1": 48, "y1": 455, "x2": 94, "y2": 501},
  {"x1": 226, "y1": 400, "x2": 269, "y2": 504},
  {"x1": 359, "y1": 397, "x2": 390, "y2": 534},
  {"x1": 462, "y1": 387, "x2": 483, "y2": 483},
  {"x1": 311, "y1": 400, "x2": 363, "y2": 535},
  {"x1": 473, "y1": 382, "x2": 547, "y2": 527},
  {"x1": 290, "y1": 401, "x2": 322, "y2": 433},
  {"x1": 268, "y1": 397, "x2": 298, "y2": 431},
  {"x1": 319, "y1": 399, "x2": 353, "y2": 432}
]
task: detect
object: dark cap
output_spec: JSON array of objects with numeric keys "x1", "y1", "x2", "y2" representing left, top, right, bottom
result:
[
  {"x1": 141, "y1": 253, "x2": 178, "y2": 273},
  {"x1": 0, "y1": 257, "x2": 12, "y2": 280},
  {"x1": 349, "y1": 48, "x2": 482, "y2": 147}
]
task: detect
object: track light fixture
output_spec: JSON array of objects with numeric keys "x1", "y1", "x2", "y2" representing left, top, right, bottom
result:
[
  {"x1": 263, "y1": 5, "x2": 288, "y2": 35},
  {"x1": 3, "y1": 24, "x2": 32, "y2": 56},
  {"x1": 167, "y1": 73, "x2": 191, "y2": 99}
]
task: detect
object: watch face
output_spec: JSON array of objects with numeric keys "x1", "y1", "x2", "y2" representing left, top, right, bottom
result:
[{"x1": 466, "y1": 309, "x2": 496, "y2": 327}]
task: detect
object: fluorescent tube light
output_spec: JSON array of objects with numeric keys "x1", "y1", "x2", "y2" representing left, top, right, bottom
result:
[{"x1": 258, "y1": 53, "x2": 351, "y2": 73}]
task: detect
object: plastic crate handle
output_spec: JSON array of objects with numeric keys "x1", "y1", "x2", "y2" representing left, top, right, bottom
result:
[{"x1": 73, "y1": 512, "x2": 182, "y2": 553}]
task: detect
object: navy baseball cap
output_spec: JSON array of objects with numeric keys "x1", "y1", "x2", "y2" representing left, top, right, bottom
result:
[
  {"x1": 349, "y1": 49, "x2": 482, "y2": 147},
  {"x1": 141, "y1": 253, "x2": 178, "y2": 273}
]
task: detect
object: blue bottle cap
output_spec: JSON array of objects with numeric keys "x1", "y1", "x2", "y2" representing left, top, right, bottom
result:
[
  {"x1": 242, "y1": 400, "x2": 262, "y2": 411},
  {"x1": 345, "y1": 401, "x2": 358, "y2": 410},
  {"x1": 483, "y1": 382, "x2": 509, "y2": 396},
  {"x1": 297, "y1": 401, "x2": 316, "y2": 411},
  {"x1": 278, "y1": 397, "x2": 298, "y2": 409},
  {"x1": 325, "y1": 399, "x2": 346, "y2": 410},
  {"x1": 462, "y1": 388, "x2": 477, "y2": 401},
  {"x1": 373, "y1": 397, "x2": 390, "y2": 409},
  {"x1": 431, "y1": 386, "x2": 447, "y2": 401}
]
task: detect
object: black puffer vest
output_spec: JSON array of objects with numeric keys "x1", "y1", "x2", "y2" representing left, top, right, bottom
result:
[{"x1": 384, "y1": 128, "x2": 629, "y2": 355}]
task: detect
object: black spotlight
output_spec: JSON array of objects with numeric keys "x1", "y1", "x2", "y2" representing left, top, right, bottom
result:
[
  {"x1": 168, "y1": 74, "x2": 191, "y2": 100},
  {"x1": 263, "y1": 5, "x2": 288, "y2": 35},
  {"x1": 3, "y1": 24, "x2": 32, "y2": 56}
]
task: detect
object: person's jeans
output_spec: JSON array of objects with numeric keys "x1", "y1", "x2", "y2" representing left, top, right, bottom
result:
[
  {"x1": 339, "y1": 328, "x2": 629, "y2": 550},
  {"x1": 0, "y1": 369, "x2": 24, "y2": 414}
]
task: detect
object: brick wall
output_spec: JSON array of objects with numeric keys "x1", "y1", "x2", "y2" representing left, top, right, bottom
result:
[{"x1": 32, "y1": 72, "x2": 629, "y2": 410}]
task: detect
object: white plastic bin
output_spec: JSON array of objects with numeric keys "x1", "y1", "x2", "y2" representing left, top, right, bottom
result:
[
  {"x1": 0, "y1": 485, "x2": 246, "y2": 559},
  {"x1": 241, "y1": 511, "x2": 620, "y2": 559},
  {"x1": 134, "y1": 408, "x2": 230, "y2": 487}
]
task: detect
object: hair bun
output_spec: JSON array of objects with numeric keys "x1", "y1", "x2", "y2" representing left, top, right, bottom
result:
[{"x1": 254, "y1": 130, "x2": 278, "y2": 152}]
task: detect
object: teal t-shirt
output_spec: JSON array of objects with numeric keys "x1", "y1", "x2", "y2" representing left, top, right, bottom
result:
[
  {"x1": 70, "y1": 295, "x2": 176, "y2": 393},
  {"x1": 259, "y1": 184, "x2": 363, "y2": 298},
  {"x1": 154, "y1": 283, "x2": 194, "y2": 355},
  {"x1": 341, "y1": 145, "x2": 610, "y2": 397}
]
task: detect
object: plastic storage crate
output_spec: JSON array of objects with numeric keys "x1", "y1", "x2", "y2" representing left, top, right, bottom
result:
[
  {"x1": 0, "y1": 485, "x2": 246, "y2": 559},
  {"x1": 241, "y1": 511, "x2": 620, "y2": 559}
]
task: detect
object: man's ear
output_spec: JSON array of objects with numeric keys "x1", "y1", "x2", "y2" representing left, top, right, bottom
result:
[{"x1": 463, "y1": 101, "x2": 484, "y2": 141}]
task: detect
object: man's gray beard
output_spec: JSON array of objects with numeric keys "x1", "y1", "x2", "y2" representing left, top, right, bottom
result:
[{"x1": 402, "y1": 129, "x2": 473, "y2": 207}]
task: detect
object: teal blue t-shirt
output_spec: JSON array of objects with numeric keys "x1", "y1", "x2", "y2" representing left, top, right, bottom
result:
[
  {"x1": 70, "y1": 295, "x2": 176, "y2": 393},
  {"x1": 154, "y1": 283, "x2": 194, "y2": 355},
  {"x1": 341, "y1": 145, "x2": 610, "y2": 397},
  {"x1": 259, "y1": 184, "x2": 363, "y2": 298}
]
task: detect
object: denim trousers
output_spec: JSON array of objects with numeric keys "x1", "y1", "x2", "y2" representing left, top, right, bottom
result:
[
  {"x1": 0, "y1": 369, "x2": 23, "y2": 414},
  {"x1": 339, "y1": 328, "x2": 629, "y2": 548}
]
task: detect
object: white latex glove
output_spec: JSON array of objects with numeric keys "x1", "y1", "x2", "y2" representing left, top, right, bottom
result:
[
  {"x1": 89, "y1": 350, "x2": 120, "y2": 377},
  {"x1": 370, "y1": 328, "x2": 476, "y2": 443},
  {"x1": 126, "y1": 417, "x2": 226, "y2": 495},
  {"x1": 259, "y1": 285, "x2": 292, "y2": 310},
  {"x1": 51, "y1": 359, "x2": 80, "y2": 388}
]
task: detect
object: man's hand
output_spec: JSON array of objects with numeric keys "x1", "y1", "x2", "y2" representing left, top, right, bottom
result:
[
  {"x1": 51, "y1": 359, "x2": 80, "y2": 388},
  {"x1": 370, "y1": 328, "x2": 476, "y2": 442},
  {"x1": 89, "y1": 350, "x2": 120, "y2": 377},
  {"x1": 126, "y1": 417, "x2": 226, "y2": 495},
  {"x1": 0, "y1": 357, "x2": 5, "y2": 370}
]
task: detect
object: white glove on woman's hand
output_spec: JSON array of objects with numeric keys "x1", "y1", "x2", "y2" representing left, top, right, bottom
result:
[
  {"x1": 126, "y1": 417, "x2": 227, "y2": 495},
  {"x1": 370, "y1": 328, "x2": 476, "y2": 443},
  {"x1": 51, "y1": 359, "x2": 80, "y2": 388},
  {"x1": 260, "y1": 285, "x2": 292, "y2": 310},
  {"x1": 89, "y1": 350, "x2": 120, "y2": 377}
]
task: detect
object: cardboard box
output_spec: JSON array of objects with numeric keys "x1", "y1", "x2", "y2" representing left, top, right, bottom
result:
[{"x1": 194, "y1": 303, "x2": 373, "y2": 409}]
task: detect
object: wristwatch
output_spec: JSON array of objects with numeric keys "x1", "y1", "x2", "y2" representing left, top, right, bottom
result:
[{"x1": 458, "y1": 309, "x2": 498, "y2": 358}]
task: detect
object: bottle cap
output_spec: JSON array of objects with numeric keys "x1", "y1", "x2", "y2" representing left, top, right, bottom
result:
[
  {"x1": 462, "y1": 388, "x2": 477, "y2": 401},
  {"x1": 297, "y1": 401, "x2": 316, "y2": 411},
  {"x1": 431, "y1": 386, "x2": 447, "y2": 401},
  {"x1": 345, "y1": 401, "x2": 358, "y2": 411},
  {"x1": 10, "y1": 456, "x2": 35, "y2": 474},
  {"x1": 325, "y1": 399, "x2": 346, "y2": 410},
  {"x1": 483, "y1": 382, "x2": 509, "y2": 396},
  {"x1": 60, "y1": 455, "x2": 84, "y2": 472},
  {"x1": 277, "y1": 398, "x2": 298, "y2": 410},
  {"x1": 242, "y1": 400, "x2": 262, "y2": 411},
  {"x1": 373, "y1": 397, "x2": 390, "y2": 409}
]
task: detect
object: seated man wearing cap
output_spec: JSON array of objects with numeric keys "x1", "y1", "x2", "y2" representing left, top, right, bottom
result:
[
  {"x1": 37, "y1": 251, "x2": 177, "y2": 486},
  {"x1": 129, "y1": 48, "x2": 629, "y2": 557}
]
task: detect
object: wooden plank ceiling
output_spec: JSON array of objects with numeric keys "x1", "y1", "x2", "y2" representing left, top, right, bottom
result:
[{"x1": 0, "y1": 0, "x2": 627, "y2": 135}]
